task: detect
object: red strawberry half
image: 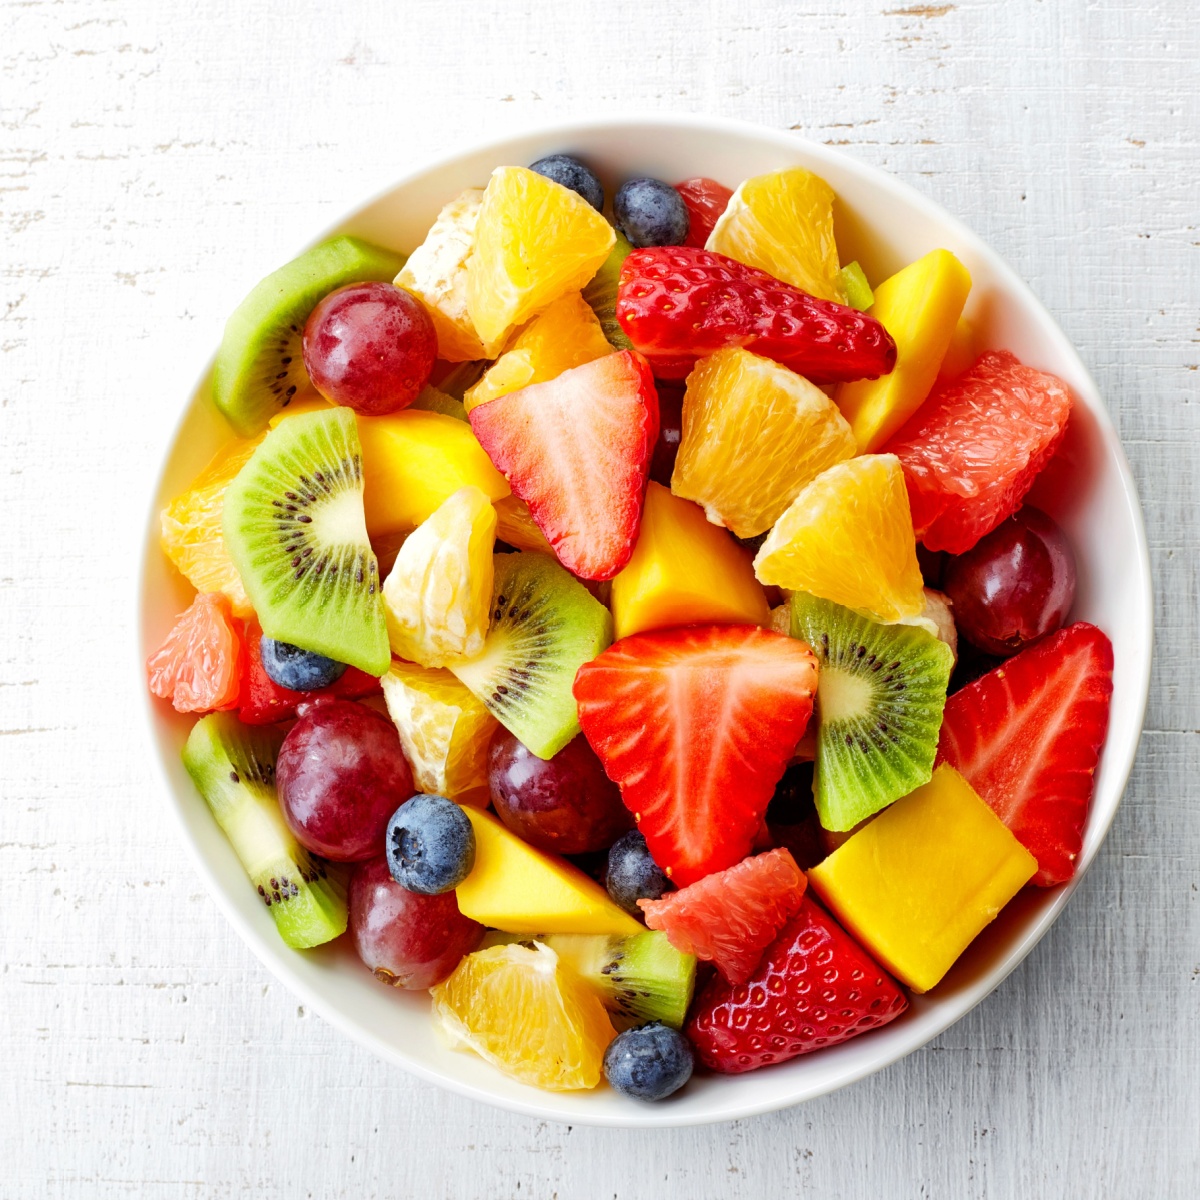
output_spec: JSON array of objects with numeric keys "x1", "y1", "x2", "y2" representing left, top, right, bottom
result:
[
  {"x1": 615, "y1": 246, "x2": 896, "y2": 384},
  {"x1": 639, "y1": 848, "x2": 807, "y2": 984},
  {"x1": 469, "y1": 351, "x2": 659, "y2": 580},
  {"x1": 573, "y1": 625, "x2": 818, "y2": 886},
  {"x1": 238, "y1": 620, "x2": 382, "y2": 725},
  {"x1": 687, "y1": 895, "x2": 908, "y2": 1074},
  {"x1": 937, "y1": 622, "x2": 1113, "y2": 886}
]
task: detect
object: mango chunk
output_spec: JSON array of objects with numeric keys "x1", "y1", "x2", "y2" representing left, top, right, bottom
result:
[
  {"x1": 456, "y1": 807, "x2": 643, "y2": 937},
  {"x1": 358, "y1": 410, "x2": 509, "y2": 536},
  {"x1": 807, "y1": 765, "x2": 1036, "y2": 992},
  {"x1": 835, "y1": 250, "x2": 972, "y2": 453},
  {"x1": 610, "y1": 482, "x2": 770, "y2": 640}
]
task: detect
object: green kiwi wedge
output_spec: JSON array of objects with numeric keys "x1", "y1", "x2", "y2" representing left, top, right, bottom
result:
[
  {"x1": 409, "y1": 384, "x2": 468, "y2": 422},
  {"x1": 582, "y1": 231, "x2": 634, "y2": 350},
  {"x1": 481, "y1": 931, "x2": 695, "y2": 1029},
  {"x1": 182, "y1": 713, "x2": 347, "y2": 949},
  {"x1": 449, "y1": 551, "x2": 613, "y2": 760},
  {"x1": 213, "y1": 236, "x2": 406, "y2": 436},
  {"x1": 223, "y1": 406, "x2": 389, "y2": 675},
  {"x1": 791, "y1": 590, "x2": 953, "y2": 833}
]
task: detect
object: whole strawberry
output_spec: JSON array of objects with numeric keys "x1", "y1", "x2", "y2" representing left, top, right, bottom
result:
[
  {"x1": 687, "y1": 896, "x2": 908, "y2": 1073},
  {"x1": 616, "y1": 246, "x2": 896, "y2": 383}
]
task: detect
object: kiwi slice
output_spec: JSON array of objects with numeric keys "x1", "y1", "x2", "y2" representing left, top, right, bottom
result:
[
  {"x1": 448, "y1": 551, "x2": 613, "y2": 760},
  {"x1": 582, "y1": 231, "x2": 634, "y2": 350},
  {"x1": 482, "y1": 931, "x2": 695, "y2": 1029},
  {"x1": 182, "y1": 713, "x2": 347, "y2": 949},
  {"x1": 223, "y1": 406, "x2": 389, "y2": 675},
  {"x1": 791, "y1": 590, "x2": 954, "y2": 833},
  {"x1": 213, "y1": 236, "x2": 406, "y2": 436},
  {"x1": 409, "y1": 384, "x2": 468, "y2": 422}
]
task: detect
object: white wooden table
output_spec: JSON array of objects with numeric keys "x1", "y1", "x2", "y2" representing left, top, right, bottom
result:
[{"x1": 3, "y1": 1, "x2": 1197, "y2": 1195}]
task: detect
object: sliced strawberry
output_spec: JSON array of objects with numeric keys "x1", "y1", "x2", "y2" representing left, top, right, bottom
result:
[
  {"x1": 573, "y1": 625, "x2": 818, "y2": 886},
  {"x1": 238, "y1": 619, "x2": 382, "y2": 725},
  {"x1": 468, "y1": 351, "x2": 659, "y2": 580},
  {"x1": 147, "y1": 592, "x2": 244, "y2": 713},
  {"x1": 687, "y1": 895, "x2": 908, "y2": 1073},
  {"x1": 615, "y1": 246, "x2": 896, "y2": 384},
  {"x1": 674, "y1": 177, "x2": 733, "y2": 248},
  {"x1": 936, "y1": 622, "x2": 1114, "y2": 886},
  {"x1": 639, "y1": 848, "x2": 807, "y2": 984}
]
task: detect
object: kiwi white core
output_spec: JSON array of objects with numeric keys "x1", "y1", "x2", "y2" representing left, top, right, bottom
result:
[{"x1": 815, "y1": 665, "x2": 873, "y2": 724}]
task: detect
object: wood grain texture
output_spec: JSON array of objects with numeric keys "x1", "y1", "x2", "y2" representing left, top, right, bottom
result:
[{"x1": 2, "y1": 0, "x2": 1197, "y2": 1196}]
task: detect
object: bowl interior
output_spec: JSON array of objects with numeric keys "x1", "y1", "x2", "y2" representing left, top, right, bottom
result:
[{"x1": 139, "y1": 116, "x2": 1152, "y2": 1127}]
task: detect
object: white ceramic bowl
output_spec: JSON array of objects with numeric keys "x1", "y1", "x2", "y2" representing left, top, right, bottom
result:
[{"x1": 139, "y1": 114, "x2": 1153, "y2": 1127}]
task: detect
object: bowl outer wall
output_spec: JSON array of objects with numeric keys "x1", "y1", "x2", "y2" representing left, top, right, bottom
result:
[{"x1": 137, "y1": 113, "x2": 1153, "y2": 1128}]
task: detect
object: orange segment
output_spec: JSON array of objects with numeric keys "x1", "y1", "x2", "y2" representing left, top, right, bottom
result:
[
  {"x1": 395, "y1": 188, "x2": 496, "y2": 360},
  {"x1": 671, "y1": 348, "x2": 857, "y2": 538},
  {"x1": 431, "y1": 941, "x2": 615, "y2": 1090},
  {"x1": 706, "y1": 167, "x2": 844, "y2": 302},
  {"x1": 380, "y1": 661, "x2": 497, "y2": 807},
  {"x1": 466, "y1": 166, "x2": 615, "y2": 350},
  {"x1": 753, "y1": 455, "x2": 925, "y2": 622},
  {"x1": 610, "y1": 482, "x2": 769, "y2": 640},
  {"x1": 464, "y1": 291, "x2": 613, "y2": 413},
  {"x1": 381, "y1": 486, "x2": 496, "y2": 667},
  {"x1": 159, "y1": 437, "x2": 262, "y2": 614},
  {"x1": 834, "y1": 249, "x2": 972, "y2": 452},
  {"x1": 493, "y1": 494, "x2": 552, "y2": 553}
]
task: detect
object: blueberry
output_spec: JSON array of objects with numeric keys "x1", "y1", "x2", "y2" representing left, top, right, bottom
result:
[
  {"x1": 613, "y1": 178, "x2": 689, "y2": 248},
  {"x1": 603, "y1": 1022, "x2": 693, "y2": 1101},
  {"x1": 260, "y1": 636, "x2": 347, "y2": 692},
  {"x1": 605, "y1": 830, "x2": 672, "y2": 915},
  {"x1": 528, "y1": 154, "x2": 604, "y2": 212},
  {"x1": 386, "y1": 794, "x2": 475, "y2": 895}
]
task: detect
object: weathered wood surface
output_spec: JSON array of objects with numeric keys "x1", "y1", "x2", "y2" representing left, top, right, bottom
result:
[{"x1": 2, "y1": 0, "x2": 1197, "y2": 1196}]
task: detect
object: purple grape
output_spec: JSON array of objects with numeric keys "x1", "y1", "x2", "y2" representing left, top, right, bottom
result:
[{"x1": 276, "y1": 699, "x2": 414, "y2": 862}]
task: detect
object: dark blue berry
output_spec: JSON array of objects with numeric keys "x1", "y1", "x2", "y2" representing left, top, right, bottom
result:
[
  {"x1": 613, "y1": 178, "x2": 689, "y2": 248},
  {"x1": 603, "y1": 1022, "x2": 693, "y2": 1101},
  {"x1": 766, "y1": 761, "x2": 815, "y2": 826},
  {"x1": 528, "y1": 154, "x2": 604, "y2": 212},
  {"x1": 386, "y1": 794, "x2": 475, "y2": 895},
  {"x1": 260, "y1": 636, "x2": 347, "y2": 692},
  {"x1": 605, "y1": 830, "x2": 672, "y2": 915}
]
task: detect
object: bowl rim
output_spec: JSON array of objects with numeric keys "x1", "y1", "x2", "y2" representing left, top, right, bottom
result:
[{"x1": 137, "y1": 111, "x2": 1153, "y2": 1128}]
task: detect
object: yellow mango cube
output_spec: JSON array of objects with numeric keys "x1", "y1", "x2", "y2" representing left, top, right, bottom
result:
[
  {"x1": 835, "y1": 250, "x2": 972, "y2": 452},
  {"x1": 807, "y1": 765, "x2": 1037, "y2": 993},
  {"x1": 357, "y1": 409, "x2": 509, "y2": 536},
  {"x1": 456, "y1": 807, "x2": 643, "y2": 937},
  {"x1": 610, "y1": 482, "x2": 770, "y2": 640}
]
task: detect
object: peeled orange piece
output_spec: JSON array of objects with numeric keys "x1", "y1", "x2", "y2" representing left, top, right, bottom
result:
[
  {"x1": 706, "y1": 167, "x2": 844, "y2": 302},
  {"x1": 464, "y1": 291, "x2": 613, "y2": 413},
  {"x1": 395, "y1": 188, "x2": 496, "y2": 361},
  {"x1": 159, "y1": 437, "x2": 262, "y2": 614},
  {"x1": 381, "y1": 486, "x2": 496, "y2": 666},
  {"x1": 466, "y1": 166, "x2": 615, "y2": 350},
  {"x1": 492, "y1": 493, "x2": 552, "y2": 553},
  {"x1": 431, "y1": 941, "x2": 615, "y2": 1090},
  {"x1": 380, "y1": 661, "x2": 497, "y2": 807},
  {"x1": 753, "y1": 455, "x2": 925, "y2": 622},
  {"x1": 671, "y1": 348, "x2": 857, "y2": 538}
]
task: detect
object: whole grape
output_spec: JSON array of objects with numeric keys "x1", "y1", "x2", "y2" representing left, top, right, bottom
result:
[
  {"x1": 277, "y1": 699, "x2": 414, "y2": 862},
  {"x1": 348, "y1": 855, "x2": 483, "y2": 990}
]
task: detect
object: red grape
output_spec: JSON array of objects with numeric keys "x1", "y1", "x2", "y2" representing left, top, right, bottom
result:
[
  {"x1": 488, "y1": 731, "x2": 632, "y2": 855},
  {"x1": 650, "y1": 382, "x2": 685, "y2": 487},
  {"x1": 943, "y1": 506, "x2": 1076, "y2": 656},
  {"x1": 276, "y1": 699, "x2": 414, "y2": 862},
  {"x1": 348, "y1": 855, "x2": 483, "y2": 989},
  {"x1": 302, "y1": 281, "x2": 436, "y2": 415}
]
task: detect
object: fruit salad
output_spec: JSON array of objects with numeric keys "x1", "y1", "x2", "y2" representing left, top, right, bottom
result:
[{"x1": 148, "y1": 153, "x2": 1114, "y2": 1102}]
